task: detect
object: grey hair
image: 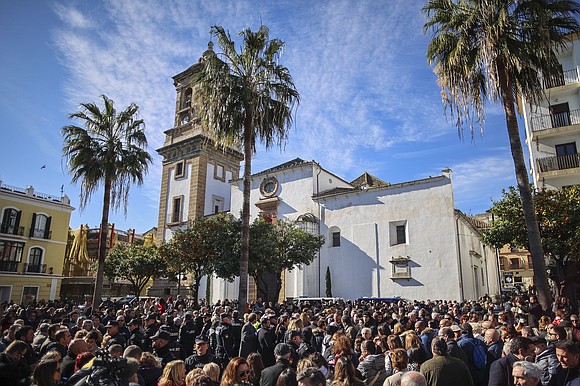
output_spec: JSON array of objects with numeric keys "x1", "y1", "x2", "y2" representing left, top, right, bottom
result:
[
  {"x1": 400, "y1": 371, "x2": 427, "y2": 386},
  {"x1": 513, "y1": 361, "x2": 541, "y2": 381}
]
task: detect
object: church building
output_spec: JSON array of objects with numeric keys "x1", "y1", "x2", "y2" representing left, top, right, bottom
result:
[{"x1": 155, "y1": 46, "x2": 501, "y2": 302}]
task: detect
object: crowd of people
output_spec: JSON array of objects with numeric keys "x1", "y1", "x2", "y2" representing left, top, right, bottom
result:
[{"x1": 0, "y1": 292, "x2": 579, "y2": 386}]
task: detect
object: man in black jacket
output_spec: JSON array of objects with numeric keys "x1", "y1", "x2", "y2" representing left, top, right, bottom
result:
[
  {"x1": 488, "y1": 336, "x2": 535, "y2": 386},
  {"x1": 179, "y1": 314, "x2": 197, "y2": 357},
  {"x1": 260, "y1": 343, "x2": 292, "y2": 386},
  {"x1": 239, "y1": 313, "x2": 259, "y2": 358},
  {"x1": 258, "y1": 315, "x2": 277, "y2": 367},
  {"x1": 127, "y1": 318, "x2": 146, "y2": 350},
  {"x1": 549, "y1": 341, "x2": 580, "y2": 386},
  {"x1": 185, "y1": 336, "x2": 218, "y2": 372}
]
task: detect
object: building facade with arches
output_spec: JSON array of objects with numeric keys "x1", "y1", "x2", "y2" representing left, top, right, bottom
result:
[{"x1": 0, "y1": 181, "x2": 74, "y2": 303}]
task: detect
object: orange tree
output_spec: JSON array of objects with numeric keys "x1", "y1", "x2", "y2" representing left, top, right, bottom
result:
[{"x1": 483, "y1": 185, "x2": 580, "y2": 313}]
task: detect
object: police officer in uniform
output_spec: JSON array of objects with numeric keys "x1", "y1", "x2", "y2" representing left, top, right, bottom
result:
[
  {"x1": 184, "y1": 336, "x2": 218, "y2": 372},
  {"x1": 215, "y1": 313, "x2": 236, "y2": 365},
  {"x1": 151, "y1": 329, "x2": 187, "y2": 367},
  {"x1": 104, "y1": 320, "x2": 126, "y2": 349},
  {"x1": 179, "y1": 314, "x2": 197, "y2": 357},
  {"x1": 127, "y1": 318, "x2": 146, "y2": 350},
  {"x1": 143, "y1": 314, "x2": 159, "y2": 351}
]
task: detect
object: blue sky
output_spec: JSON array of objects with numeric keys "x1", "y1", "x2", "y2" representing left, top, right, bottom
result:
[{"x1": 0, "y1": 0, "x2": 519, "y2": 233}]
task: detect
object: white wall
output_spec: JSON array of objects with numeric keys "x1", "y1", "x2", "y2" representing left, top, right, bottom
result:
[
  {"x1": 205, "y1": 163, "x2": 234, "y2": 215},
  {"x1": 164, "y1": 163, "x2": 191, "y2": 241}
]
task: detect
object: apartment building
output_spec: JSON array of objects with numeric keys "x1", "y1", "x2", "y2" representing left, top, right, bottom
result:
[
  {"x1": 522, "y1": 33, "x2": 580, "y2": 189},
  {"x1": 0, "y1": 181, "x2": 74, "y2": 303}
]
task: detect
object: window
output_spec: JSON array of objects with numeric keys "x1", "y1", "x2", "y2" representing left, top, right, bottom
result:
[
  {"x1": 212, "y1": 196, "x2": 225, "y2": 214},
  {"x1": 550, "y1": 102, "x2": 571, "y2": 127},
  {"x1": 171, "y1": 196, "x2": 183, "y2": 223},
  {"x1": 296, "y1": 213, "x2": 317, "y2": 235},
  {"x1": 0, "y1": 286, "x2": 11, "y2": 302},
  {"x1": 214, "y1": 164, "x2": 225, "y2": 181},
  {"x1": 528, "y1": 257, "x2": 533, "y2": 269},
  {"x1": 30, "y1": 214, "x2": 51, "y2": 239},
  {"x1": 389, "y1": 220, "x2": 407, "y2": 246},
  {"x1": 175, "y1": 161, "x2": 185, "y2": 179},
  {"x1": 509, "y1": 258, "x2": 520, "y2": 270},
  {"x1": 332, "y1": 232, "x2": 341, "y2": 247},
  {"x1": 1, "y1": 208, "x2": 21, "y2": 235},
  {"x1": 0, "y1": 240, "x2": 24, "y2": 272},
  {"x1": 26, "y1": 247, "x2": 44, "y2": 273},
  {"x1": 182, "y1": 88, "x2": 192, "y2": 109},
  {"x1": 555, "y1": 142, "x2": 579, "y2": 169}
]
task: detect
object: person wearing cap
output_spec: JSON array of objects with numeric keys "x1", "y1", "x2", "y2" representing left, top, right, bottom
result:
[
  {"x1": 259, "y1": 343, "x2": 292, "y2": 386},
  {"x1": 152, "y1": 330, "x2": 179, "y2": 368},
  {"x1": 240, "y1": 313, "x2": 259, "y2": 358},
  {"x1": 184, "y1": 336, "x2": 217, "y2": 372},
  {"x1": 127, "y1": 318, "x2": 146, "y2": 351},
  {"x1": 215, "y1": 313, "x2": 236, "y2": 363},
  {"x1": 531, "y1": 336, "x2": 558, "y2": 386},
  {"x1": 179, "y1": 313, "x2": 197, "y2": 357},
  {"x1": 105, "y1": 320, "x2": 127, "y2": 349},
  {"x1": 258, "y1": 315, "x2": 277, "y2": 367},
  {"x1": 288, "y1": 330, "x2": 313, "y2": 365},
  {"x1": 143, "y1": 314, "x2": 159, "y2": 351}
]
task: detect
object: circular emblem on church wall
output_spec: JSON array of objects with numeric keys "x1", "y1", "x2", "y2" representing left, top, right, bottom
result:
[{"x1": 260, "y1": 177, "x2": 279, "y2": 197}]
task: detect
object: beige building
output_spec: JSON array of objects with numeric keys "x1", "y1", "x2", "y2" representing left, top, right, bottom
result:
[
  {"x1": 497, "y1": 245, "x2": 535, "y2": 291},
  {"x1": 0, "y1": 181, "x2": 74, "y2": 303}
]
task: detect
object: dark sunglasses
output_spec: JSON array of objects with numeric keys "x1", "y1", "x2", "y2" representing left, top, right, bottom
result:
[{"x1": 238, "y1": 370, "x2": 249, "y2": 377}]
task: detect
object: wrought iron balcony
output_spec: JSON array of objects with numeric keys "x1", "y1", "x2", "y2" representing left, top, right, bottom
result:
[
  {"x1": 0, "y1": 261, "x2": 19, "y2": 272},
  {"x1": 543, "y1": 68, "x2": 579, "y2": 89},
  {"x1": 530, "y1": 109, "x2": 580, "y2": 132},
  {"x1": 537, "y1": 153, "x2": 580, "y2": 173},
  {"x1": 0, "y1": 225, "x2": 24, "y2": 236},
  {"x1": 24, "y1": 263, "x2": 47, "y2": 273}
]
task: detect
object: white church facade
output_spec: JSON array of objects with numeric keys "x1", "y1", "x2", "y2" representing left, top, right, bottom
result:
[
  {"x1": 212, "y1": 159, "x2": 500, "y2": 302},
  {"x1": 154, "y1": 46, "x2": 501, "y2": 302}
]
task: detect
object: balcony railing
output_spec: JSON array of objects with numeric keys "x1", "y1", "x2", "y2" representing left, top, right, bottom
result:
[
  {"x1": 543, "y1": 68, "x2": 579, "y2": 89},
  {"x1": 530, "y1": 109, "x2": 580, "y2": 132},
  {"x1": 537, "y1": 153, "x2": 580, "y2": 173},
  {"x1": 24, "y1": 263, "x2": 47, "y2": 273},
  {"x1": 0, "y1": 225, "x2": 24, "y2": 236},
  {"x1": 0, "y1": 261, "x2": 19, "y2": 272}
]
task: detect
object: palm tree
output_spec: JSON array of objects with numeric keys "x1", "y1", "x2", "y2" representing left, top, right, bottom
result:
[
  {"x1": 193, "y1": 25, "x2": 299, "y2": 311},
  {"x1": 423, "y1": 0, "x2": 579, "y2": 310},
  {"x1": 62, "y1": 95, "x2": 152, "y2": 306}
]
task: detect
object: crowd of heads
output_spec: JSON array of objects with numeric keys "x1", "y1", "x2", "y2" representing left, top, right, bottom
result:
[{"x1": 0, "y1": 291, "x2": 578, "y2": 386}]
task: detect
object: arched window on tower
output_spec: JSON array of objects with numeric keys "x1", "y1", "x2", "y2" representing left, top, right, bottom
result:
[
  {"x1": 328, "y1": 226, "x2": 341, "y2": 247},
  {"x1": 182, "y1": 88, "x2": 192, "y2": 109}
]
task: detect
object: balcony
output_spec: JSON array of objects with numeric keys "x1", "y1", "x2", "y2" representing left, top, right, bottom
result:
[
  {"x1": 0, "y1": 261, "x2": 19, "y2": 272},
  {"x1": 543, "y1": 68, "x2": 579, "y2": 89},
  {"x1": 530, "y1": 109, "x2": 580, "y2": 132},
  {"x1": 537, "y1": 153, "x2": 580, "y2": 173},
  {"x1": 0, "y1": 225, "x2": 24, "y2": 236},
  {"x1": 24, "y1": 263, "x2": 47, "y2": 273}
]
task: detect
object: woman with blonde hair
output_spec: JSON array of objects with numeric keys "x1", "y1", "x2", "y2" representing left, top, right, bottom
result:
[
  {"x1": 220, "y1": 357, "x2": 251, "y2": 386},
  {"x1": 403, "y1": 333, "x2": 427, "y2": 371},
  {"x1": 383, "y1": 349, "x2": 408, "y2": 386},
  {"x1": 203, "y1": 363, "x2": 221, "y2": 386},
  {"x1": 158, "y1": 360, "x2": 186, "y2": 386}
]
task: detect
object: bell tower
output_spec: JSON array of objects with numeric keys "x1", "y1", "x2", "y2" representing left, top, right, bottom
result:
[{"x1": 156, "y1": 43, "x2": 243, "y2": 243}]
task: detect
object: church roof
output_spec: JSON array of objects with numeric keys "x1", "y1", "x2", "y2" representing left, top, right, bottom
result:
[
  {"x1": 350, "y1": 172, "x2": 389, "y2": 188},
  {"x1": 256, "y1": 157, "x2": 313, "y2": 175}
]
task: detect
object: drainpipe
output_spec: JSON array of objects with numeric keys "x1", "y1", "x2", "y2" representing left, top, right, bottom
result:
[
  {"x1": 455, "y1": 215, "x2": 465, "y2": 301},
  {"x1": 316, "y1": 165, "x2": 322, "y2": 297}
]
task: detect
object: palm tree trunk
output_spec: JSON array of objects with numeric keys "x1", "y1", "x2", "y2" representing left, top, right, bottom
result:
[
  {"x1": 498, "y1": 63, "x2": 552, "y2": 310},
  {"x1": 93, "y1": 177, "x2": 112, "y2": 307},
  {"x1": 238, "y1": 119, "x2": 253, "y2": 313}
]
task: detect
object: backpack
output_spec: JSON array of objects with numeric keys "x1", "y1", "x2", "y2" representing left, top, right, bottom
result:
[{"x1": 471, "y1": 338, "x2": 487, "y2": 370}]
